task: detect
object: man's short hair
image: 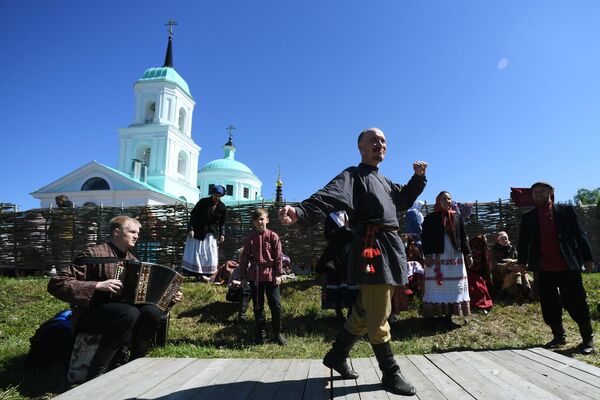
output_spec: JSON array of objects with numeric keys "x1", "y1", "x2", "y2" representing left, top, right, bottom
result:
[
  {"x1": 531, "y1": 181, "x2": 554, "y2": 191},
  {"x1": 357, "y1": 128, "x2": 378, "y2": 144},
  {"x1": 109, "y1": 216, "x2": 141, "y2": 236},
  {"x1": 251, "y1": 208, "x2": 268, "y2": 221}
]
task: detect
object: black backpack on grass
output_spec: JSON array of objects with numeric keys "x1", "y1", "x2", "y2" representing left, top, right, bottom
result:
[{"x1": 27, "y1": 309, "x2": 74, "y2": 367}]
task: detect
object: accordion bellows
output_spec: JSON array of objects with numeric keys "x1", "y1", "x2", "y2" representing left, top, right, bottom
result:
[{"x1": 115, "y1": 261, "x2": 183, "y2": 311}]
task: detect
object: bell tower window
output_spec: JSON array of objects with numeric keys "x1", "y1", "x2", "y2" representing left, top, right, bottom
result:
[
  {"x1": 177, "y1": 151, "x2": 188, "y2": 176},
  {"x1": 145, "y1": 102, "x2": 156, "y2": 123},
  {"x1": 178, "y1": 108, "x2": 186, "y2": 132}
]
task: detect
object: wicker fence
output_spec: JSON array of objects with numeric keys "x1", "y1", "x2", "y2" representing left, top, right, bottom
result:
[{"x1": 1, "y1": 200, "x2": 599, "y2": 275}]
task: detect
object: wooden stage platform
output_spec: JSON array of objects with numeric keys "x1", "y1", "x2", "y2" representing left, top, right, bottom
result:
[{"x1": 55, "y1": 347, "x2": 600, "y2": 399}]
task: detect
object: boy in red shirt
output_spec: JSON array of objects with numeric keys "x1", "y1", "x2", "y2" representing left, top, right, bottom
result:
[{"x1": 240, "y1": 208, "x2": 286, "y2": 345}]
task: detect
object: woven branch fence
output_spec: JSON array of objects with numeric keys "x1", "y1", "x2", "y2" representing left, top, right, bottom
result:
[{"x1": 1, "y1": 200, "x2": 599, "y2": 276}]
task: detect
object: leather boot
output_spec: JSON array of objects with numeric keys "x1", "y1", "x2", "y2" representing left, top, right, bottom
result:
[
  {"x1": 578, "y1": 321, "x2": 595, "y2": 355},
  {"x1": 322, "y1": 328, "x2": 361, "y2": 379},
  {"x1": 86, "y1": 346, "x2": 118, "y2": 381},
  {"x1": 271, "y1": 308, "x2": 287, "y2": 346},
  {"x1": 254, "y1": 309, "x2": 267, "y2": 344},
  {"x1": 544, "y1": 323, "x2": 567, "y2": 348},
  {"x1": 372, "y1": 341, "x2": 417, "y2": 396},
  {"x1": 130, "y1": 338, "x2": 153, "y2": 360}
]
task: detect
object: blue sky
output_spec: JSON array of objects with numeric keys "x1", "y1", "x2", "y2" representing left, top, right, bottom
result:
[{"x1": 1, "y1": 1, "x2": 599, "y2": 210}]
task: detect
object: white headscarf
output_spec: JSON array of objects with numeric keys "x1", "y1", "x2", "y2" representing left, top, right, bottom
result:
[{"x1": 409, "y1": 200, "x2": 425, "y2": 225}]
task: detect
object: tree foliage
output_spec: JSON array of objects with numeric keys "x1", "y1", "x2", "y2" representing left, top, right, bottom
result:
[{"x1": 574, "y1": 187, "x2": 600, "y2": 205}]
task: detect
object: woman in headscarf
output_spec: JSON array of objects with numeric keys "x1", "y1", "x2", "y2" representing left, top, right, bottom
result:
[
  {"x1": 491, "y1": 231, "x2": 518, "y2": 296},
  {"x1": 492, "y1": 231, "x2": 532, "y2": 303},
  {"x1": 182, "y1": 185, "x2": 227, "y2": 278},
  {"x1": 421, "y1": 191, "x2": 473, "y2": 326},
  {"x1": 404, "y1": 200, "x2": 425, "y2": 242},
  {"x1": 467, "y1": 235, "x2": 493, "y2": 313}
]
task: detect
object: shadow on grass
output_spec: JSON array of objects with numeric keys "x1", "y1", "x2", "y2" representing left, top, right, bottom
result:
[
  {"x1": 177, "y1": 301, "x2": 239, "y2": 322},
  {"x1": 0, "y1": 356, "x2": 71, "y2": 399}
]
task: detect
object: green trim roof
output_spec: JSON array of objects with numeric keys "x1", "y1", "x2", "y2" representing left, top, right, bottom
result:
[{"x1": 138, "y1": 67, "x2": 191, "y2": 97}]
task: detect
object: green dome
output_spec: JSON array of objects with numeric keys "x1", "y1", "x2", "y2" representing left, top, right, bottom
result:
[
  {"x1": 138, "y1": 67, "x2": 191, "y2": 97},
  {"x1": 200, "y1": 159, "x2": 254, "y2": 174}
]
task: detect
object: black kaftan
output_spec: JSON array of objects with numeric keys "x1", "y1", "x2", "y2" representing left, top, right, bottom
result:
[{"x1": 295, "y1": 163, "x2": 426, "y2": 285}]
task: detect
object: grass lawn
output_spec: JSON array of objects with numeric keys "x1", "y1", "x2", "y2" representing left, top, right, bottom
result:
[{"x1": 1, "y1": 273, "x2": 600, "y2": 399}]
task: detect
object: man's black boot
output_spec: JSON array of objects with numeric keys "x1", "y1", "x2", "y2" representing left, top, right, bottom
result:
[
  {"x1": 544, "y1": 323, "x2": 567, "y2": 349},
  {"x1": 254, "y1": 309, "x2": 267, "y2": 344},
  {"x1": 322, "y1": 328, "x2": 361, "y2": 379},
  {"x1": 86, "y1": 346, "x2": 119, "y2": 381},
  {"x1": 578, "y1": 321, "x2": 595, "y2": 355},
  {"x1": 372, "y1": 341, "x2": 417, "y2": 396},
  {"x1": 271, "y1": 308, "x2": 287, "y2": 346},
  {"x1": 130, "y1": 339, "x2": 153, "y2": 360}
]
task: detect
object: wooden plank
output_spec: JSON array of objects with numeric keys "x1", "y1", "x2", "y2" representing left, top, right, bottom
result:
[
  {"x1": 137, "y1": 359, "x2": 223, "y2": 400},
  {"x1": 513, "y1": 349, "x2": 600, "y2": 390},
  {"x1": 54, "y1": 358, "x2": 156, "y2": 400},
  {"x1": 459, "y1": 351, "x2": 561, "y2": 400},
  {"x1": 486, "y1": 350, "x2": 597, "y2": 400},
  {"x1": 350, "y1": 357, "x2": 389, "y2": 400},
  {"x1": 425, "y1": 353, "x2": 505, "y2": 400},
  {"x1": 101, "y1": 358, "x2": 196, "y2": 399},
  {"x1": 214, "y1": 359, "x2": 271, "y2": 400},
  {"x1": 303, "y1": 358, "x2": 330, "y2": 400},
  {"x1": 407, "y1": 354, "x2": 475, "y2": 400},
  {"x1": 528, "y1": 347, "x2": 600, "y2": 378},
  {"x1": 395, "y1": 355, "x2": 447, "y2": 400},
  {"x1": 188, "y1": 359, "x2": 255, "y2": 400},
  {"x1": 337, "y1": 358, "x2": 359, "y2": 400},
  {"x1": 273, "y1": 359, "x2": 311, "y2": 400},
  {"x1": 246, "y1": 359, "x2": 293, "y2": 400}
]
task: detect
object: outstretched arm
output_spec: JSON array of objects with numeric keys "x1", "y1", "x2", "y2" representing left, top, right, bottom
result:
[{"x1": 392, "y1": 161, "x2": 427, "y2": 212}]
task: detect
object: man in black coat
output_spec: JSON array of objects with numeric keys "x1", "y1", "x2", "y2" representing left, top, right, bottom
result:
[
  {"x1": 517, "y1": 182, "x2": 595, "y2": 354},
  {"x1": 279, "y1": 127, "x2": 427, "y2": 396}
]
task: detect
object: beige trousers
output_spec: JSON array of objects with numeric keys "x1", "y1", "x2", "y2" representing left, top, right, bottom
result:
[{"x1": 344, "y1": 284, "x2": 393, "y2": 344}]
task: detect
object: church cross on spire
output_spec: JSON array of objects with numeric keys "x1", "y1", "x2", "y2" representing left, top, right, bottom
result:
[
  {"x1": 163, "y1": 19, "x2": 178, "y2": 68},
  {"x1": 226, "y1": 125, "x2": 236, "y2": 145},
  {"x1": 165, "y1": 18, "x2": 178, "y2": 38}
]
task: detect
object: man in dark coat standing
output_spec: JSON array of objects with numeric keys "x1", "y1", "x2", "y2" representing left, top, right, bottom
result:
[
  {"x1": 517, "y1": 181, "x2": 595, "y2": 354},
  {"x1": 279, "y1": 127, "x2": 427, "y2": 396}
]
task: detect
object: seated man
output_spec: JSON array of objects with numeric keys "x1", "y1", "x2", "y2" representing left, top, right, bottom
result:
[{"x1": 47, "y1": 215, "x2": 182, "y2": 381}]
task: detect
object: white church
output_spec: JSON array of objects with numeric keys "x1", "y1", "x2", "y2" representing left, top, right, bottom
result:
[{"x1": 32, "y1": 28, "x2": 264, "y2": 208}]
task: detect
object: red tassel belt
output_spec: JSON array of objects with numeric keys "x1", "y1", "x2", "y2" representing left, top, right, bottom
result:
[{"x1": 361, "y1": 224, "x2": 397, "y2": 274}]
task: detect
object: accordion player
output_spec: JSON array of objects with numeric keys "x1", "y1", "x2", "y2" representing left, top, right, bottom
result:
[{"x1": 72, "y1": 257, "x2": 183, "y2": 311}]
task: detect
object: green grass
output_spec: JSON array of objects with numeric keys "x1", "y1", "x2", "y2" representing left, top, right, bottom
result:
[{"x1": 1, "y1": 274, "x2": 600, "y2": 399}]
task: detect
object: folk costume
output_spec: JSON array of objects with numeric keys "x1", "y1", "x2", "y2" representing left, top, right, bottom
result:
[
  {"x1": 239, "y1": 228, "x2": 286, "y2": 345},
  {"x1": 316, "y1": 211, "x2": 358, "y2": 320},
  {"x1": 421, "y1": 198, "x2": 471, "y2": 318},
  {"x1": 518, "y1": 200, "x2": 595, "y2": 353},
  {"x1": 293, "y1": 162, "x2": 425, "y2": 396},
  {"x1": 183, "y1": 187, "x2": 226, "y2": 275},
  {"x1": 466, "y1": 235, "x2": 493, "y2": 311},
  {"x1": 48, "y1": 242, "x2": 165, "y2": 382},
  {"x1": 492, "y1": 233, "x2": 533, "y2": 303}
]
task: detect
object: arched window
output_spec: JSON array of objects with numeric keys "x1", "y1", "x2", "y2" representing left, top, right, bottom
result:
[
  {"x1": 136, "y1": 146, "x2": 151, "y2": 168},
  {"x1": 179, "y1": 196, "x2": 187, "y2": 202},
  {"x1": 81, "y1": 177, "x2": 110, "y2": 191},
  {"x1": 145, "y1": 102, "x2": 156, "y2": 123},
  {"x1": 177, "y1": 151, "x2": 188, "y2": 176},
  {"x1": 178, "y1": 108, "x2": 186, "y2": 132}
]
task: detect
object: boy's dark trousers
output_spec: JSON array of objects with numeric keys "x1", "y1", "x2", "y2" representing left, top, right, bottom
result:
[{"x1": 250, "y1": 281, "x2": 282, "y2": 342}]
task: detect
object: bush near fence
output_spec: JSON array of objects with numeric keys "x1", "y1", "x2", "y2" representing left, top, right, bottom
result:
[{"x1": 0, "y1": 200, "x2": 598, "y2": 275}]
